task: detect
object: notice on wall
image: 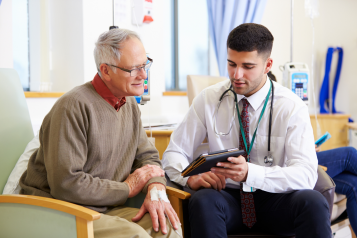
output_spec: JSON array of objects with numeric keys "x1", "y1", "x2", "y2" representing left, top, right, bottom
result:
[{"x1": 114, "y1": 0, "x2": 129, "y2": 25}]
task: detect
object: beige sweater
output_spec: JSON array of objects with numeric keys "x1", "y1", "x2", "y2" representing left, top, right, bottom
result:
[{"x1": 20, "y1": 82, "x2": 165, "y2": 212}]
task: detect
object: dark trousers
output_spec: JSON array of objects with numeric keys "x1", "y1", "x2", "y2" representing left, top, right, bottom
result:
[{"x1": 188, "y1": 188, "x2": 332, "y2": 238}]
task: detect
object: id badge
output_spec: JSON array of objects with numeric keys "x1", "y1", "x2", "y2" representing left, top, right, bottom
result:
[{"x1": 242, "y1": 183, "x2": 256, "y2": 192}]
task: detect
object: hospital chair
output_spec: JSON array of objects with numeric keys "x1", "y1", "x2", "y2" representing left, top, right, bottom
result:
[
  {"x1": 0, "y1": 68, "x2": 189, "y2": 238},
  {"x1": 165, "y1": 74, "x2": 350, "y2": 237}
]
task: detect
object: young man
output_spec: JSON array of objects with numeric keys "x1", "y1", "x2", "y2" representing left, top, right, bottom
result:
[
  {"x1": 162, "y1": 23, "x2": 331, "y2": 238},
  {"x1": 20, "y1": 28, "x2": 181, "y2": 238}
]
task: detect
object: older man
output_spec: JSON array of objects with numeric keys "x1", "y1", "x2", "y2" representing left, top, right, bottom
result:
[{"x1": 20, "y1": 29, "x2": 181, "y2": 238}]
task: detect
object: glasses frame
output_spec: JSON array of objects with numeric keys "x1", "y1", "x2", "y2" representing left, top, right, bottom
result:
[{"x1": 106, "y1": 57, "x2": 153, "y2": 76}]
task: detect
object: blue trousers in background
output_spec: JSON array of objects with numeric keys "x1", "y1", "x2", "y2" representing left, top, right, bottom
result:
[
  {"x1": 188, "y1": 188, "x2": 331, "y2": 238},
  {"x1": 317, "y1": 146, "x2": 357, "y2": 233}
]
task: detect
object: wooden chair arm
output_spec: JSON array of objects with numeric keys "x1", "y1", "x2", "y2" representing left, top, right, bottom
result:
[
  {"x1": 0, "y1": 194, "x2": 100, "y2": 221},
  {"x1": 166, "y1": 186, "x2": 191, "y2": 200}
]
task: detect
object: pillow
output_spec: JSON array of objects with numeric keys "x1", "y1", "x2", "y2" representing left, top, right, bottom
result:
[{"x1": 2, "y1": 134, "x2": 40, "y2": 194}]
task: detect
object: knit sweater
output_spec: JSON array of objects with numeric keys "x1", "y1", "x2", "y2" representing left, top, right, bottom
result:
[{"x1": 20, "y1": 82, "x2": 165, "y2": 212}]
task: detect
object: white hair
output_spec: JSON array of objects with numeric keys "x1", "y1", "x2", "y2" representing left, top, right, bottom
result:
[{"x1": 94, "y1": 28, "x2": 141, "y2": 77}]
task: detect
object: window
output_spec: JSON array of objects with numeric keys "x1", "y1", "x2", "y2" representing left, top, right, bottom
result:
[
  {"x1": 165, "y1": 0, "x2": 212, "y2": 91},
  {"x1": 12, "y1": 0, "x2": 30, "y2": 91}
]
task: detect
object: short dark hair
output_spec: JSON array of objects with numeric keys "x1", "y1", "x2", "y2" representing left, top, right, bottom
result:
[{"x1": 227, "y1": 23, "x2": 274, "y2": 58}]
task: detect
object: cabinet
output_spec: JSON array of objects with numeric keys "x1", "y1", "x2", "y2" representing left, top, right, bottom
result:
[{"x1": 310, "y1": 114, "x2": 350, "y2": 151}]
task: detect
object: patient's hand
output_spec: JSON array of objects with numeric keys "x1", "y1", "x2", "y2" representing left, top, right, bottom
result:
[
  {"x1": 315, "y1": 144, "x2": 321, "y2": 152},
  {"x1": 132, "y1": 183, "x2": 181, "y2": 234},
  {"x1": 211, "y1": 156, "x2": 248, "y2": 182},
  {"x1": 124, "y1": 164, "x2": 165, "y2": 198},
  {"x1": 187, "y1": 171, "x2": 226, "y2": 191}
]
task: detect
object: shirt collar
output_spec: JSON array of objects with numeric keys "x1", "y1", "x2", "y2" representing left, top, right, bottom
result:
[
  {"x1": 91, "y1": 73, "x2": 126, "y2": 111},
  {"x1": 237, "y1": 76, "x2": 270, "y2": 111}
]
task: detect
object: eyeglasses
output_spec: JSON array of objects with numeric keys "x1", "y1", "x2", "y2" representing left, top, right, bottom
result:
[{"x1": 106, "y1": 57, "x2": 153, "y2": 77}]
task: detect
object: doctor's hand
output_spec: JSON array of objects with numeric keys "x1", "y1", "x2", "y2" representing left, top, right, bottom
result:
[
  {"x1": 124, "y1": 165, "x2": 165, "y2": 198},
  {"x1": 132, "y1": 183, "x2": 180, "y2": 234},
  {"x1": 211, "y1": 156, "x2": 248, "y2": 182},
  {"x1": 186, "y1": 171, "x2": 226, "y2": 191},
  {"x1": 315, "y1": 144, "x2": 321, "y2": 152}
]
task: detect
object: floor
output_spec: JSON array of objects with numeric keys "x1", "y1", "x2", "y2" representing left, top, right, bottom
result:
[{"x1": 335, "y1": 226, "x2": 352, "y2": 238}]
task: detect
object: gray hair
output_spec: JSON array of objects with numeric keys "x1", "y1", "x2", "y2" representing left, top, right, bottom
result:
[{"x1": 94, "y1": 28, "x2": 141, "y2": 77}]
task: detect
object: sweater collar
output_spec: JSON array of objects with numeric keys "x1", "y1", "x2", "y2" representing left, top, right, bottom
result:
[{"x1": 91, "y1": 74, "x2": 126, "y2": 111}]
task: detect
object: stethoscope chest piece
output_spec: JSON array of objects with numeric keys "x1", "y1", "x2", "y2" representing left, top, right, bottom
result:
[{"x1": 264, "y1": 152, "x2": 273, "y2": 166}]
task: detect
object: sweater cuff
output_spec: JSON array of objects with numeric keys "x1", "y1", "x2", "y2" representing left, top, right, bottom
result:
[
  {"x1": 142, "y1": 176, "x2": 167, "y2": 194},
  {"x1": 117, "y1": 182, "x2": 130, "y2": 205}
]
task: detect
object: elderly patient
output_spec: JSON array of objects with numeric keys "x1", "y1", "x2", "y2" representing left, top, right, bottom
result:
[{"x1": 19, "y1": 28, "x2": 181, "y2": 238}]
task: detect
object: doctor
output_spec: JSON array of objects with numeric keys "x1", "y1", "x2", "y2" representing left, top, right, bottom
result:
[{"x1": 162, "y1": 23, "x2": 331, "y2": 238}]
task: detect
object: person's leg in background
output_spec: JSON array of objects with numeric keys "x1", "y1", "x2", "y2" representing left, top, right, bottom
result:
[
  {"x1": 317, "y1": 146, "x2": 357, "y2": 233},
  {"x1": 316, "y1": 147, "x2": 357, "y2": 233}
]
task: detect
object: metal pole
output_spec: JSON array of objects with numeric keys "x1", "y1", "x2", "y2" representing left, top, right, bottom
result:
[
  {"x1": 174, "y1": 0, "x2": 179, "y2": 90},
  {"x1": 290, "y1": 0, "x2": 294, "y2": 63}
]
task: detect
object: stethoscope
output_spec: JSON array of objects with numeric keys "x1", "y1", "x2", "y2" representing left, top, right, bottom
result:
[{"x1": 213, "y1": 79, "x2": 275, "y2": 166}]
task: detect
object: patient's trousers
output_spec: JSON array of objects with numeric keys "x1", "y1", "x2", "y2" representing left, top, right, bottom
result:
[
  {"x1": 93, "y1": 206, "x2": 182, "y2": 238},
  {"x1": 317, "y1": 146, "x2": 357, "y2": 233},
  {"x1": 189, "y1": 188, "x2": 331, "y2": 238}
]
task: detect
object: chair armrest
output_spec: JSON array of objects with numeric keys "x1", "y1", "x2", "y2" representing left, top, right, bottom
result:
[
  {"x1": 166, "y1": 186, "x2": 191, "y2": 200},
  {"x1": 0, "y1": 194, "x2": 100, "y2": 221},
  {"x1": 314, "y1": 166, "x2": 336, "y2": 220}
]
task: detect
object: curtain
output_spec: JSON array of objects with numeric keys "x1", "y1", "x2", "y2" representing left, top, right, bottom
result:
[{"x1": 207, "y1": 0, "x2": 267, "y2": 77}]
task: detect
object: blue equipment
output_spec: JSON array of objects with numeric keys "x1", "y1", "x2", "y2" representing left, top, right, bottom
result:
[{"x1": 319, "y1": 47, "x2": 343, "y2": 114}]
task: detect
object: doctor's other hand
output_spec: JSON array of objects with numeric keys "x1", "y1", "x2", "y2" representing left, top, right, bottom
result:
[
  {"x1": 211, "y1": 156, "x2": 248, "y2": 182},
  {"x1": 315, "y1": 144, "x2": 321, "y2": 152},
  {"x1": 186, "y1": 171, "x2": 226, "y2": 191},
  {"x1": 124, "y1": 164, "x2": 165, "y2": 198}
]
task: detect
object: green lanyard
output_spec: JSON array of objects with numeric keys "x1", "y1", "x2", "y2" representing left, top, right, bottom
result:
[{"x1": 236, "y1": 81, "x2": 272, "y2": 162}]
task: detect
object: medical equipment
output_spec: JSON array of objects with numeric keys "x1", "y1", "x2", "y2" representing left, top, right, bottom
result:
[
  {"x1": 213, "y1": 79, "x2": 275, "y2": 166},
  {"x1": 132, "y1": 0, "x2": 154, "y2": 25},
  {"x1": 282, "y1": 62, "x2": 310, "y2": 105},
  {"x1": 134, "y1": 68, "x2": 151, "y2": 105}
]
